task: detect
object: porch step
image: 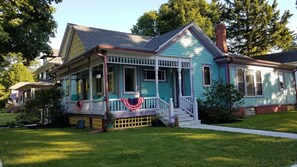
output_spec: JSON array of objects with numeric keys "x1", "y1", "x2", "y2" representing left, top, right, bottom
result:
[
  {"x1": 174, "y1": 109, "x2": 201, "y2": 127},
  {"x1": 179, "y1": 120, "x2": 201, "y2": 127}
]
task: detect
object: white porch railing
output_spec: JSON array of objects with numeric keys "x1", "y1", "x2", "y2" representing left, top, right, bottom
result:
[
  {"x1": 180, "y1": 96, "x2": 198, "y2": 121},
  {"x1": 109, "y1": 97, "x2": 157, "y2": 112},
  {"x1": 63, "y1": 96, "x2": 195, "y2": 125}
]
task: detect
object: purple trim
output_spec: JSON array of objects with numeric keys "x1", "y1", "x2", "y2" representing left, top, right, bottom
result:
[
  {"x1": 201, "y1": 64, "x2": 212, "y2": 88},
  {"x1": 156, "y1": 31, "x2": 187, "y2": 54}
]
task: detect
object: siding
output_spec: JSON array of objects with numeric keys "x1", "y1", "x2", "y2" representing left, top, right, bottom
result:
[
  {"x1": 68, "y1": 32, "x2": 86, "y2": 61},
  {"x1": 230, "y1": 64, "x2": 296, "y2": 107},
  {"x1": 159, "y1": 30, "x2": 219, "y2": 98}
]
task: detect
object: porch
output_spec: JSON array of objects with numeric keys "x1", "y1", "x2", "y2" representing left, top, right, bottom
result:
[{"x1": 57, "y1": 52, "x2": 199, "y2": 125}]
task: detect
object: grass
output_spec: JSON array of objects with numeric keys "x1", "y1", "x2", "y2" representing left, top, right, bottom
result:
[
  {"x1": 220, "y1": 111, "x2": 297, "y2": 133},
  {"x1": 0, "y1": 127, "x2": 296, "y2": 167},
  {"x1": 0, "y1": 113, "x2": 18, "y2": 126}
]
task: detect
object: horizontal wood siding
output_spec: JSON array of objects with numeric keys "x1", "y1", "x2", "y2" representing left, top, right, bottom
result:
[
  {"x1": 159, "y1": 30, "x2": 219, "y2": 98},
  {"x1": 68, "y1": 32, "x2": 86, "y2": 61},
  {"x1": 230, "y1": 65, "x2": 296, "y2": 107}
]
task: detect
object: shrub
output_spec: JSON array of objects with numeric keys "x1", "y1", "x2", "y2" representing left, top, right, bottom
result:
[
  {"x1": 17, "y1": 87, "x2": 67, "y2": 127},
  {"x1": 0, "y1": 100, "x2": 5, "y2": 109},
  {"x1": 198, "y1": 80, "x2": 244, "y2": 124}
]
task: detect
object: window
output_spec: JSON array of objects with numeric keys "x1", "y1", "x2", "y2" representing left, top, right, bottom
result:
[
  {"x1": 143, "y1": 69, "x2": 166, "y2": 81},
  {"x1": 279, "y1": 73, "x2": 284, "y2": 90},
  {"x1": 124, "y1": 67, "x2": 137, "y2": 93},
  {"x1": 237, "y1": 68, "x2": 245, "y2": 95},
  {"x1": 96, "y1": 77, "x2": 103, "y2": 94},
  {"x1": 236, "y1": 68, "x2": 262, "y2": 96},
  {"x1": 255, "y1": 71, "x2": 262, "y2": 95},
  {"x1": 246, "y1": 70, "x2": 255, "y2": 96},
  {"x1": 107, "y1": 66, "x2": 114, "y2": 92},
  {"x1": 203, "y1": 65, "x2": 211, "y2": 86}
]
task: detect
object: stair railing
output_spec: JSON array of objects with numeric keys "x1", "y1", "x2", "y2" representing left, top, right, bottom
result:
[{"x1": 180, "y1": 96, "x2": 198, "y2": 121}]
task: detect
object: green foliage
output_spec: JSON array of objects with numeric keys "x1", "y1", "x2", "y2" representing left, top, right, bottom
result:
[
  {"x1": 221, "y1": 0, "x2": 293, "y2": 56},
  {"x1": 132, "y1": 0, "x2": 221, "y2": 38},
  {"x1": 199, "y1": 80, "x2": 244, "y2": 124},
  {"x1": 17, "y1": 87, "x2": 67, "y2": 126},
  {"x1": 0, "y1": 99, "x2": 5, "y2": 108},
  {"x1": 0, "y1": 63, "x2": 35, "y2": 100},
  {"x1": 0, "y1": 0, "x2": 62, "y2": 65},
  {"x1": 131, "y1": 11, "x2": 159, "y2": 36}
]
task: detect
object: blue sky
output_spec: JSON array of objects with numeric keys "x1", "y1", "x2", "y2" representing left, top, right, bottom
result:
[{"x1": 50, "y1": 0, "x2": 297, "y2": 50}]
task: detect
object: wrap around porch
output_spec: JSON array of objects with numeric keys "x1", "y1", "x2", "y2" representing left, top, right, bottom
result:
[{"x1": 59, "y1": 53, "x2": 199, "y2": 125}]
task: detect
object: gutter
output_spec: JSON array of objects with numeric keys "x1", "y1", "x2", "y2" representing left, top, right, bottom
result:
[{"x1": 226, "y1": 57, "x2": 233, "y2": 84}]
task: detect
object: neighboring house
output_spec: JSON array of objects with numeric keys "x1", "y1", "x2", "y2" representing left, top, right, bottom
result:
[
  {"x1": 9, "y1": 50, "x2": 62, "y2": 107},
  {"x1": 52, "y1": 22, "x2": 296, "y2": 130}
]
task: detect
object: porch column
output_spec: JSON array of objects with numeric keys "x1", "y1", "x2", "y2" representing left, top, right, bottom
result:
[
  {"x1": 89, "y1": 67, "x2": 93, "y2": 114},
  {"x1": 68, "y1": 66, "x2": 71, "y2": 112},
  {"x1": 155, "y1": 55, "x2": 159, "y2": 110},
  {"x1": 155, "y1": 56, "x2": 159, "y2": 99},
  {"x1": 178, "y1": 58, "x2": 182, "y2": 106},
  {"x1": 190, "y1": 58, "x2": 194, "y2": 100}
]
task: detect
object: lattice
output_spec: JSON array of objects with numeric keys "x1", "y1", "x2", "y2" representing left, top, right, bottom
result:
[{"x1": 114, "y1": 115, "x2": 153, "y2": 129}]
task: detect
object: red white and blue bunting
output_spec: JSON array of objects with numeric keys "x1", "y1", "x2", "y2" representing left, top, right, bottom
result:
[{"x1": 121, "y1": 97, "x2": 144, "y2": 111}]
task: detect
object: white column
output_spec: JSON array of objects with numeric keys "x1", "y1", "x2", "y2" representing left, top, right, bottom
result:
[
  {"x1": 68, "y1": 67, "x2": 71, "y2": 113},
  {"x1": 169, "y1": 98, "x2": 174, "y2": 124},
  {"x1": 193, "y1": 97, "x2": 198, "y2": 121},
  {"x1": 190, "y1": 58, "x2": 194, "y2": 100},
  {"x1": 178, "y1": 58, "x2": 182, "y2": 107},
  {"x1": 155, "y1": 56, "x2": 159, "y2": 99},
  {"x1": 89, "y1": 67, "x2": 93, "y2": 114}
]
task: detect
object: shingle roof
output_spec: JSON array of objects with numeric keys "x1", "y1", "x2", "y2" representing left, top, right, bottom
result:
[
  {"x1": 253, "y1": 50, "x2": 297, "y2": 63},
  {"x1": 70, "y1": 23, "x2": 191, "y2": 52}
]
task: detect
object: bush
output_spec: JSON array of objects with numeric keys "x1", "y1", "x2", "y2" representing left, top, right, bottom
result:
[
  {"x1": 198, "y1": 80, "x2": 244, "y2": 124},
  {"x1": 0, "y1": 100, "x2": 5, "y2": 109},
  {"x1": 17, "y1": 87, "x2": 67, "y2": 127}
]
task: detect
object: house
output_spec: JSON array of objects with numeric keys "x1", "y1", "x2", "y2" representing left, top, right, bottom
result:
[
  {"x1": 254, "y1": 50, "x2": 297, "y2": 90},
  {"x1": 9, "y1": 50, "x2": 62, "y2": 107},
  {"x1": 52, "y1": 22, "x2": 296, "y2": 130}
]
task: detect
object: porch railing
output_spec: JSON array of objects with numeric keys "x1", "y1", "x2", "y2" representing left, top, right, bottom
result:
[
  {"x1": 180, "y1": 96, "x2": 198, "y2": 121},
  {"x1": 109, "y1": 97, "x2": 157, "y2": 112}
]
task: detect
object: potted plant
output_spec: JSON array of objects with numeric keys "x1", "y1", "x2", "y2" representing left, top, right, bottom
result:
[{"x1": 105, "y1": 111, "x2": 115, "y2": 132}]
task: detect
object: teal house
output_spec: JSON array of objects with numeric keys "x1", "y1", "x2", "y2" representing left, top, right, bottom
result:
[{"x1": 52, "y1": 22, "x2": 296, "y2": 130}]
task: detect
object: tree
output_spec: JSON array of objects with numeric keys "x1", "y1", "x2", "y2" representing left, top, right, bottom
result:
[
  {"x1": 131, "y1": 0, "x2": 221, "y2": 38},
  {"x1": 0, "y1": 0, "x2": 62, "y2": 65},
  {"x1": 222, "y1": 0, "x2": 293, "y2": 56},
  {"x1": 0, "y1": 63, "x2": 35, "y2": 99},
  {"x1": 131, "y1": 11, "x2": 159, "y2": 36}
]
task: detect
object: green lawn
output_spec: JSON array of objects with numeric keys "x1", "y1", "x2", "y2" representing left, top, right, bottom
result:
[
  {"x1": 220, "y1": 111, "x2": 297, "y2": 133},
  {"x1": 0, "y1": 127, "x2": 296, "y2": 167},
  {"x1": 0, "y1": 113, "x2": 18, "y2": 126}
]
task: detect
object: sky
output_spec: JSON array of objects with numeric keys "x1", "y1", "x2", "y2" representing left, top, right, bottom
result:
[{"x1": 50, "y1": 0, "x2": 297, "y2": 50}]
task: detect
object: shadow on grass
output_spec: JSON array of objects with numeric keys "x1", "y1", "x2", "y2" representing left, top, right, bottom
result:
[{"x1": 0, "y1": 127, "x2": 296, "y2": 167}]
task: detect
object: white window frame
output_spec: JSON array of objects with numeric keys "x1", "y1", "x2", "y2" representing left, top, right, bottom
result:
[
  {"x1": 123, "y1": 66, "x2": 137, "y2": 94},
  {"x1": 236, "y1": 68, "x2": 263, "y2": 97},
  {"x1": 202, "y1": 65, "x2": 211, "y2": 87},
  {"x1": 255, "y1": 70, "x2": 263, "y2": 96},
  {"x1": 143, "y1": 69, "x2": 166, "y2": 82},
  {"x1": 279, "y1": 72, "x2": 285, "y2": 90}
]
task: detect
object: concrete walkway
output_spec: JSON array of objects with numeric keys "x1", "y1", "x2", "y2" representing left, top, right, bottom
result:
[
  {"x1": 0, "y1": 158, "x2": 2, "y2": 167},
  {"x1": 182, "y1": 124, "x2": 297, "y2": 140}
]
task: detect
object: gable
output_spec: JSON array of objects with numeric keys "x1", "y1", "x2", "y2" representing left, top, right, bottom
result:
[
  {"x1": 159, "y1": 29, "x2": 214, "y2": 58},
  {"x1": 66, "y1": 31, "x2": 86, "y2": 62}
]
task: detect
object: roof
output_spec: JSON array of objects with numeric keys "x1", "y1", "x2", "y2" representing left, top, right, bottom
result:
[
  {"x1": 70, "y1": 22, "x2": 212, "y2": 53},
  {"x1": 34, "y1": 57, "x2": 62, "y2": 74},
  {"x1": 253, "y1": 50, "x2": 297, "y2": 64},
  {"x1": 9, "y1": 82, "x2": 55, "y2": 90},
  {"x1": 40, "y1": 49, "x2": 60, "y2": 59}
]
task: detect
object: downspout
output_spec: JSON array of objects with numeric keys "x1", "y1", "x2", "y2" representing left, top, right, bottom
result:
[
  {"x1": 96, "y1": 49, "x2": 110, "y2": 116},
  {"x1": 226, "y1": 56, "x2": 233, "y2": 84}
]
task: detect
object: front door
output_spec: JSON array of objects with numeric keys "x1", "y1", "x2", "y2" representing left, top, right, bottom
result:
[{"x1": 173, "y1": 69, "x2": 185, "y2": 108}]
